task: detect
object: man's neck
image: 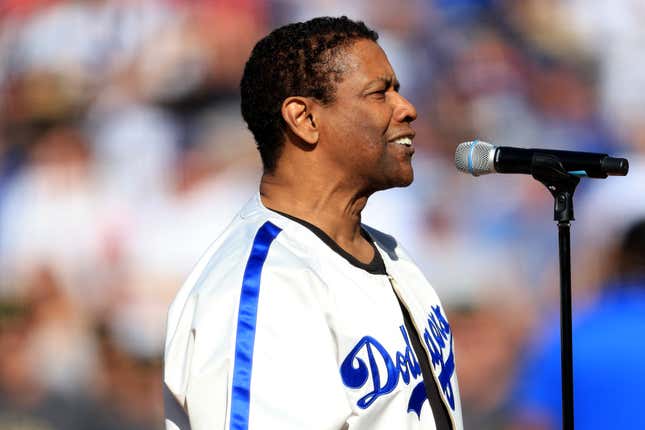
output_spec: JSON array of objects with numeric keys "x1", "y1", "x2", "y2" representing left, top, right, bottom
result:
[{"x1": 259, "y1": 173, "x2": 375, "y2": 263}]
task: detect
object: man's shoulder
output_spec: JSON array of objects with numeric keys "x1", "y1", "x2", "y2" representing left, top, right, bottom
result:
[{"x1": 182, "y1": 206, "x2": 318, "y2": 295}]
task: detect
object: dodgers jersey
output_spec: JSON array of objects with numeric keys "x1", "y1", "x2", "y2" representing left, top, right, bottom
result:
[{"x1": 164, "y1": 194, "x2": 463, "y2": 430}]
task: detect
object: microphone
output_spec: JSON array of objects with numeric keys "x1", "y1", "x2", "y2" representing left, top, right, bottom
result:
[{"x1": 455, "y1": 140, "x2": 629, "y2": 178}]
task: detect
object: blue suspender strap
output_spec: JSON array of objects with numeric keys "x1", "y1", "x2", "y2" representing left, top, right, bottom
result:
[{"x1": 230, "y1": 221, "x2": 282, "y2": 430}]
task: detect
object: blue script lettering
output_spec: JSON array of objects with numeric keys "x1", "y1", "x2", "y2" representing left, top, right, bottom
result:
[
  {"x1": 340, "y1": 336, "x2": 398, "y2": 408},
  {"x1": 396, "y1": 325, "x2": 421, "y2": 384},
  {"x1": 407, "y1": 381, "x2": 428, "y2": 418},
  {"x1": 422, "y1": 305, "x2": 456, "y2": 410},
  {"x1": 340, "y1": 325, "x2": 424, "y2": 409},
  {"x1": 341, "y1": 307, "x2": 457, "y2": 417}
]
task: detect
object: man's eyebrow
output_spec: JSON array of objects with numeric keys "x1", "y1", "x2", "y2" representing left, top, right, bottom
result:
[{"x1": 365, "y1": 76, "x2": 401, "y2": 91}]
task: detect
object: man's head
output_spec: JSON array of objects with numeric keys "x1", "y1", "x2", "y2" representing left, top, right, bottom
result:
[{"x1": 240, "y1": 16, "x2": 378, "y2": 172}]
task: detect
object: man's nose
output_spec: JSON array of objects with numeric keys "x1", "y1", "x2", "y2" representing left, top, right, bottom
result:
[{"x1": 393, "y1": 92, "x2": 417, "y2": 123}]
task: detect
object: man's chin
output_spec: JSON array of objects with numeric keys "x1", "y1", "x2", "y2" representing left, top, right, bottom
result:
[
  {"x1": 395, "y1": 167, "x2": 414, "y2": 187},
  {"x1": 377, "y1": 170, "x2": 414, "y2": 191},
  {"x1": 395, "y1": 175, "x2": 414, "y2": 188}
]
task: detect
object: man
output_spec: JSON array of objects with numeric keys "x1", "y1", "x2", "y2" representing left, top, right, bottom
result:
[{"x1": 164, "y1": 16, "x2": 463, "y2": 430}]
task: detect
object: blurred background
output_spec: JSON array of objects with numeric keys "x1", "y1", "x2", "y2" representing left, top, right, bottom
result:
[{"x1": 1, "y1": 0, "x2": 644, "y2": 429}]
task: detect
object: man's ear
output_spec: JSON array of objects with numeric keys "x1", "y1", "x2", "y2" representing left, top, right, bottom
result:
[{"x1": 281, "y1": 97, "x2": 319, "y2": 145}]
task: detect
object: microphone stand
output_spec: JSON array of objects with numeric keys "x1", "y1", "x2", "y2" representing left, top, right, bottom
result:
[{"x1": 531, "y1": 154, "x2": 580, "y2": 430}]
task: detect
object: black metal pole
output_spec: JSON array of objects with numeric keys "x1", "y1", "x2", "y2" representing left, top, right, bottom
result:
[
  {"x1": 531, "y1": 155, "x2": 580, "y2": 430},
  {"x1": 558, "y1": 221, "x2": 574, "y2": 430}
]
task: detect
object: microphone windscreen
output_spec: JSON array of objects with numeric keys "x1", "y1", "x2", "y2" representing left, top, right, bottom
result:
[{"x1": 455, "y1": 140, "x2": 495, "y2": 176}]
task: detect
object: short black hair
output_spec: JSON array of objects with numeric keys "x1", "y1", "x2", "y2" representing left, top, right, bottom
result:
[{"x1": 240, "y1": 16, "x2": 379, "y2": 172}]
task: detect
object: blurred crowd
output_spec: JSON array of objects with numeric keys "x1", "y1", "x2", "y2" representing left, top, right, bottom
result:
[{"x1": 1, "y1": 0, "x2": 644, "y2": 429}]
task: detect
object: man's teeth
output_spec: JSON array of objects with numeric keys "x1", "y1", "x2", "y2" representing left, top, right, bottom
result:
[{"x1": 393, "y1": 137, "x2": 413, "y2": 147}]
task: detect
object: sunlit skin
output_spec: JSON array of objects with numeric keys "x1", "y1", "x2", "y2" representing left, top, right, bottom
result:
[{"x1": 260, "y1": 39, "x2": 418, "y2": 263}]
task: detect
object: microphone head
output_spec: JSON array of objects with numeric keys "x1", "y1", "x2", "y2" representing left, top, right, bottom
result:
[{"x1": 455, "y1": 140, "x2": 496, "y2": 176}]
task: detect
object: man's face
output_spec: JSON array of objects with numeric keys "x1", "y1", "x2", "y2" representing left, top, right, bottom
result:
[{"x1": 316, "y1": 39, "x2": 417, "y2": 192}]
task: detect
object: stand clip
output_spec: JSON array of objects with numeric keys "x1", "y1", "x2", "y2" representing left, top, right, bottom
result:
[{"x1": 531, "y1": 154, "x2": 581, "y2": 223}]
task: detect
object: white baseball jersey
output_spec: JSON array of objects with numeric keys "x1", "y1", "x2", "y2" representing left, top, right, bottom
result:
[{"x1": 164, "y1": 194, "x2": 463, "y2": 430}]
